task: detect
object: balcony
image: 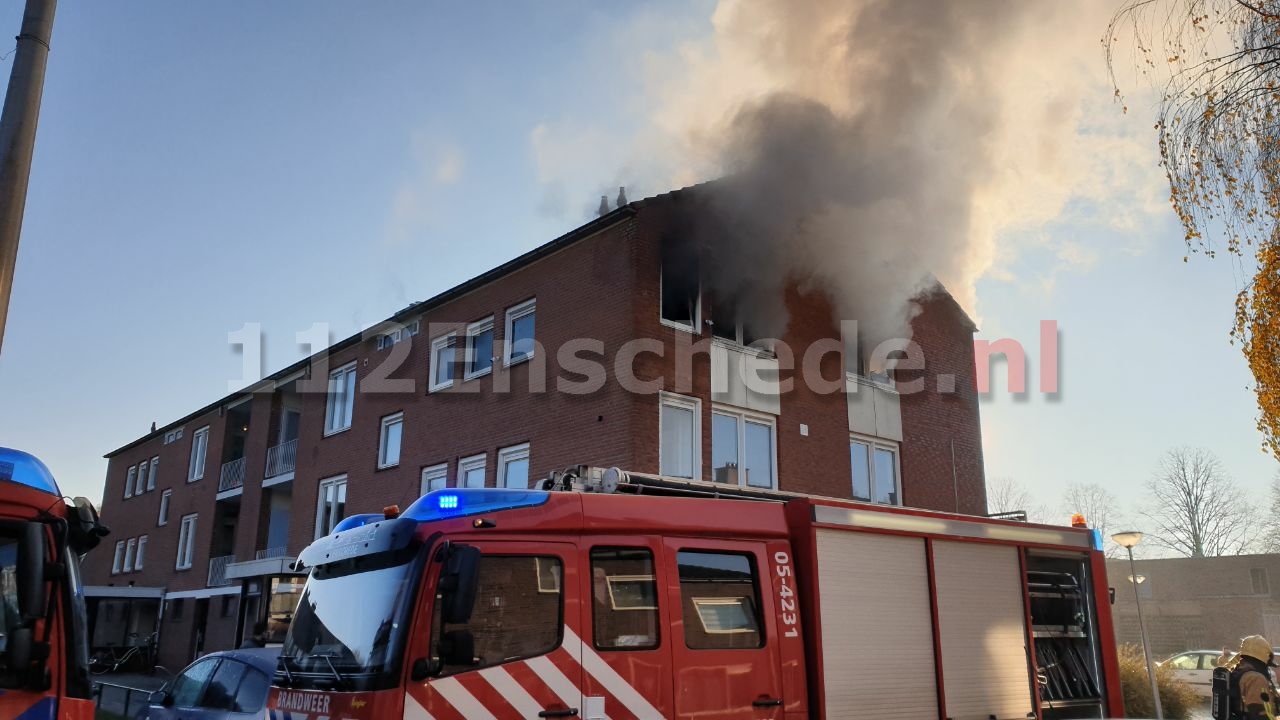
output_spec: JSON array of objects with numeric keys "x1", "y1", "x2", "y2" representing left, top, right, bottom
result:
[
  {"x1": 265, "y1": 439, "x2": 297, "y2": 482},
  {"x1": 255, "y1": 546, "x2": 289, "y2": 560},
  {"x1": 218, "y1": 457, "x2": 246, "y2": 495},
  {"x1": 208, "y1": 554, "x2": 236, "y2": 587}
]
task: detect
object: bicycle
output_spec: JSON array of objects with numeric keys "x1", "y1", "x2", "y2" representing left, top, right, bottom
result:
[{"x1": 89, "y1": 631, "x2": 159, "y2": 675}]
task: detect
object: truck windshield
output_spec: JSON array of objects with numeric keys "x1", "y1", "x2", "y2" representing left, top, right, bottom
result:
[{"x1": 280, "y1": 542, "x2": 423, "y2": 691}]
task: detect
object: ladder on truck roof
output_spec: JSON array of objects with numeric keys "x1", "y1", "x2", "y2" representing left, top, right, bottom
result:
[{"x1": 540, "y1": 465, "x2": 1032, "y2": 523}]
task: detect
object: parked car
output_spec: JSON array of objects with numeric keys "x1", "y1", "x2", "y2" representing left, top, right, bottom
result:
[
  {"x1": 146, "y1": 647, "x2": 280, "y2": 720},
  {"x1": 1159, "y1": 648, "x2": 1223, "y2": 697}
]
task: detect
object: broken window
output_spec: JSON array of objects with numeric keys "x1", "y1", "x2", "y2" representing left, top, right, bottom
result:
[
  {"x1": 710, "y1": 297, "x2": 761, "y2": 347},
  {"x1": 661, "y1": 238, "x2": 699, "y2": 329}
]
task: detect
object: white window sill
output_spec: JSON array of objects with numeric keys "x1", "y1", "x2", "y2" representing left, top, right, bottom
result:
[
  {"x1": 428, "y1": 380, "x2": 455, "y2": 394},
  {"x1": 709, "y1": 337, "x2": 777, "y2": 359},
  {"x1": 377, "y1": 461, "x2": 400, "y2": 470},
  {"x1": 503, "y1": 352, "x2": 534, "y2": 368},
  {"x1": 175, "y1": 565, "x2": 192, "y2": 572},
  {"x1": 660, "y1": 318, "x2": 700, "y2": 334},
  {"x1": 464, "y1": 367, "x2": 493, "y2": 382},
  {"x1": 323, "y1": 426, "x2": 352, "y2": 438},
  {"x1": 186, "y1": 476, "x2": 202, "y2": 483}
]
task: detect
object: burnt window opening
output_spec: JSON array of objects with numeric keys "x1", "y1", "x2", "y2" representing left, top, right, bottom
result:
[
  {"x1": 710, "y1": 297, "x2": 761, "y2": 348},
  {"x1": 661, "y1": 239, "x2": 700, "y2": 330}
]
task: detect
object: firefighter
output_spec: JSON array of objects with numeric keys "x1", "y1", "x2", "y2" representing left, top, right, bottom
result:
[{"x1": 1230, "y1": 635, "x2": 1280, "y2": 720}]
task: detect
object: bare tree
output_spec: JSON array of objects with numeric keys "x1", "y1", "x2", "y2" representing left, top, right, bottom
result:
[
  {"x1": 1062, "y1": 482, "x2": 1123, "y2": 557},
  {"x1": 1262, "y1": 470, "x2": 1280, "y2": 552},
  {"x1": 986, "y1": 476, "x2": 1050, "y2": 522},
  {"x1": 1142, "y1": 447, "x2": 1257, "y2": 557}
]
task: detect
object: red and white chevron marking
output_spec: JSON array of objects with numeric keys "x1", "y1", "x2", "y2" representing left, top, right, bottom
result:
[{"x1": 404, "y1": 627, "x2": 665, "y2": 720}]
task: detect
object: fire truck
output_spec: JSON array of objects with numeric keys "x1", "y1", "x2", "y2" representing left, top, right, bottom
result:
[
  {"x1": 0, "y1": 447, "x2": 107, "y2": 720},
  {"x1": 269, "y1": 467, "x2": 1121, "y2": 720}
]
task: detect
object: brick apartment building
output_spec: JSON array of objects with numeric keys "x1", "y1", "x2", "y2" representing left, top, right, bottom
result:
[
  {"x1": 1109, "y1": 554, "x2": 1280, "y2": 657},
  {"x1": 81, "y1": 186, "x2": 988, "y2": 669}
]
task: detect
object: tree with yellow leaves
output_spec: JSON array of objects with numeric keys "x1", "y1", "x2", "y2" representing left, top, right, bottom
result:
[{"x1": 1108, "y1": 1, "x2": 1280, "y2": 457}]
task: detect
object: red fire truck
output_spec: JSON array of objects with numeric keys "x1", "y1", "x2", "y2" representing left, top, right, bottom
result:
[
  {"x1": 0, "y1": 447, "x2": 107, "y2": 720},
  {"x1": 269, "y1": 467, "x2": 1121, "y2": 720}
]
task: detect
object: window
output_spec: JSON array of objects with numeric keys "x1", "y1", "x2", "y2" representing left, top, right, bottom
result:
[
  {"x1": 421, "y1": 463, "x2": 448, "y2": 495},
  {"x1": 158, "y1": 489, "x2": 172, "y2": 526},
  {"x1": 147, "y1": 456, "x2": 159, "y2": 491},
  {"x1": 124, "y1": 466, "x2": 137, "y2": 499},
  {"x1": 435, "y1": 555, "x2": 562, "y2": 676},
  {"x1": 136, "y1": 461, "x2": 149, "y2": 496},
  {"x1": 660, "y1": 239, "x2": 700, "y2": 330},
  {"x1": 203, "y1": 657, "x2": 248, "y2": 710},
  {"x1": 315, "y1": 476, "x2": 348, "y2": 539},
  {"x1": 677, "y1": 550, "x2": 763, "y2": 649},
  {"x1": 1253, "y1": 568, "x2": 1270, "y2": 595},
  {"x1": 711, "y1": 409, "x2": 775, "y2": 489},
  {"x1": 1168, "y1": 654, "x2": 1199, "y2": 671},
  {"x1": 163, "y1": 427, "x2": 184, "y2": 445},
  {"x1": 169, "y1": 657, "x2": 218, "y2": 708},
  {"x1": 459, "y1": 454, "x2": 486, "y2": 488},
  {"x1": 497, "y1": 443, "x2": 530, "y2": 489},
  {"x1": 220, "y1": 595, "x2": 235, "y2": 618},
  {"x1": 136, "y1": 535, "x2": 147, "y2": 570},
  {"x1": 324, "y1": 363, "x2": 357, "y2": 435},
  {"x1": 591, "y1": 548, "x2": 659, "y2": 650},
  {"x1": 188, "y1": 426, "x2": 209, "y2": 482},
  {"x1": 112, "y1": 540, "x2": 125, "y2": 574},
  {"x1": 170, "y1": 598, "x2": 185, "y2": 621},
  {"x1": 465, "y1": 317, "x2": 495, "y2": 379},
  {"x1": 232, "y1": 668, "x2": 270, "y2": 714},
  {"x1": 176, "y1": 514, "x2": 198, "y2": 570},
  {"x1": 430, "y1": 333, "x2": 457, "y2": 392},
  {"x1": 660, "y1": 393, "x2": 700, "y2": 479},
  {"x1": 850, "y1": 438, "x2": 900, "y2": 505},
  {"x1": 710, "y1": 298, "x2": 760, "y2": 347},
  {"x1": 124, "y1": 538, "x2": 137, "y2": 573},
  {"x1": 376, "y1": 320, "x2": 419, "y2": 350},
  {"x1": 504, "y1": 299, "x2": 536, "y2": 365},
  {"x1": 378, "y1": 412, "x2": 404, "y2": 468}
]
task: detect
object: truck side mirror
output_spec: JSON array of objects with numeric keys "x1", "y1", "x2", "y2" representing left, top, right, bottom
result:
[
  {"x1": 68, "y1": 497, "x2": 109, "y2": 555},
  {"x1": 16, "y1": 523, "x2": 47, "y2": 622},
  {"x1": 439, "y1": 629, "x2": 476, "y2": 667},
  {"x1": 440, "y1": 545, "x2": 481, "y2": 625}
]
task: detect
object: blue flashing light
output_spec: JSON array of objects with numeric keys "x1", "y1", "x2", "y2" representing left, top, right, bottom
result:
[
  {"x1": 332, "y1": 513, "x2": 385, "y2": 533},
  {"x1": 404, "y1": 488, "x2": 549, "y2": 523},
  {"x1": 1091, "y1": 529, "x2": 1104, "y2": 552},
  {"x1": 0, "y1": 447, "x2": 61, "y2": 497}
]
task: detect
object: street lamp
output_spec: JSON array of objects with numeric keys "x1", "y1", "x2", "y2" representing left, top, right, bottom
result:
[{"x1": 1114, "y1": 530, "x2": 1163, "y2": 720}]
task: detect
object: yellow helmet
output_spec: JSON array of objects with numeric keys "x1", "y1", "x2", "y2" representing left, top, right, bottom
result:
[{"x1": 1240, "y1": 635, "x2": 1274, "y2": 663}]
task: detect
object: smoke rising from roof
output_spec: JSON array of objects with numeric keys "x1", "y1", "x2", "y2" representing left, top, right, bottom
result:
[{"x1": 532, "y1": 0, "x2": 1166, "y2": 353}]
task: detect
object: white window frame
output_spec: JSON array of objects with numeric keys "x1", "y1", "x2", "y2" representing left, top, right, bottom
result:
[
  {"x1": 147, "y1": 456, "x2": 159, "y2": 491},
  {"x1": 158, "y1": 489, "x2": 172, "y2": 526},
  {"x1": 659, "y1": 392, "x2": 702, "y2": 481},
  {"x1": 420, "y1": 463, "x2": 448, "y2": 495},
  {"x1": 692, "y1": 596, "x2": 757, "y2": 634},
  {"x1": 163, "y1": 427, "x2": 184, "y2": 445},
  {"x1": 111, "y1": 540, "x2": 125, "y2": 575},
  {"x1": 464, "y1": 316, "x2": 495, "y2": 380},
  {"x1": 376, "y1": 319, "x2": 420, "y2": 350},
  {"x1": 503, "y1": 299, "x2": 537, "y2": 366},
  {"x1": 175, "y1": 514, "x2": 198, "y2": 570},
  {"x1": 136, "y1": 535, "x2": 148, "y2": 571},
  {"x1": 459, "y1": 453, "x2": 486, "y2": 488},
  {"x1": 378, "y1": 412, "x2": 404, "y2": 469},
  {"x1": 315, "y1": 475, "x2": 348, "y2": 540},
  {"x1": 123, "y1": 538, "x2": 137, "y2": 573},
  {"x1": 429, "y1": 333, "x2": 457, "y2": 392},
  {"x1": 124, "y1": 466, "x2": 137, "y2": 499},
  {"x1": 188, "y1": 426, "x2": 209, "y2": 482},
  {"x1": 659, "y1": 265, "x2": 701, "y2": 333},
  {"x1": 497, "y1": 443, "x2": 531, "y2": 489},
  {"x1": 711, "y1": 405, "x2": 778, "y2": 490},
  {"x1": 136, "y1": 461, "x2": 149, "y2": 496},
  {"x1": 324, "y1": 362, "x2": 357, "y2": 436},
  {"x1": 849, "y1": 434, "x2": 902, "y2": 505}
]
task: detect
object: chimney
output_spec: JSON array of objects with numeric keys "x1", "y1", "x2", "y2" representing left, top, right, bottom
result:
[
  {"x1": 598, "y1": 195, "x2": 609, "y2": 216},
  {"x1": 616, "y1": 186, "x2": 628, "y2": 208},
  {"x1": 151, "y1": 421, "x2": 156, "y2": 432}
]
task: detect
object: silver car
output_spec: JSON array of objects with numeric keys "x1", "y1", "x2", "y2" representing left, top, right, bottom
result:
[
  {"x1": 1159, "y1": 648, "x2": 1224, "y2": 697},
  {"x1": 146, "y1": 647, "x2": 280, "y2": 720}
]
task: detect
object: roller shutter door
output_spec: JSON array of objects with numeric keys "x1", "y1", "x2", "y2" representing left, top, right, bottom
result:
[
  {"x1": 816, "y1": 529, "x2": 938, "y2": 719},
  {"x1": 933, "y1": 541, "x2": 1033, "y2": 720}
]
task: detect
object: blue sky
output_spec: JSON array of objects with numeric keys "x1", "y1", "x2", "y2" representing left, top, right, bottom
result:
[{"x1": 0, "y1": 1, "x2": 1273, "y2": 525}]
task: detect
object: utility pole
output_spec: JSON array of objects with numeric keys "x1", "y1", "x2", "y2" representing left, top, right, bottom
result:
[{"x1": 0, "y1": 0, "x2": 57, "y2": 357}]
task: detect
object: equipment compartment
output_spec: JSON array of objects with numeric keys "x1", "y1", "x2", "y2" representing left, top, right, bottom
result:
[{"x1": 1026, "y1": 553, "x2": 1107, "y2": 719}]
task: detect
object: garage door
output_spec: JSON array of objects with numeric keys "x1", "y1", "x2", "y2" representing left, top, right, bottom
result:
[
  {"x1": 932, "y1": 541, "x2": 1033, "y2": 720},
  {"x1": 815, "y1": 529, "x2": 938, "y2": 720}
]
